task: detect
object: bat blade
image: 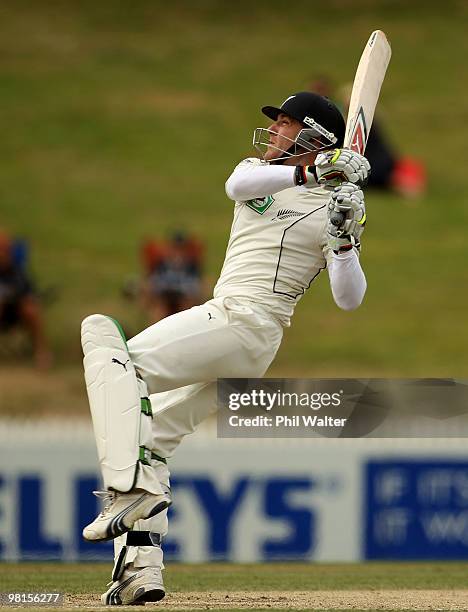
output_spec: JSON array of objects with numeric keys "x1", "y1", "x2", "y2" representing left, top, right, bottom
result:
[
  {"x1": 330, "y1": 30, "x2": 391, "y2": 230},
  {"x1": 344, "y1": 30, "x2": 392, "y2": 154}
]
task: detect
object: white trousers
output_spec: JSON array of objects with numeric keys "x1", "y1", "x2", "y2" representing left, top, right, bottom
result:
[{"x1": 114, "y1": 296, "x2": 283, "y2": 570}]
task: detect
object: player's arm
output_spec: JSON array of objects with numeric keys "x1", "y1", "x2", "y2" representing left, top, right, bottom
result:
[
  {"x1": 225, "y1": 158, "x2": 295, "y2": 201},
  {"x1": 325, "y1": 183, "x2": 367, "y2": 311},
  {"x1": 225, "y1": 151, "x2": 370, "y2": 202},
  {"x1": 328, "y1": 250, "x2": 367, "y2": 311}
]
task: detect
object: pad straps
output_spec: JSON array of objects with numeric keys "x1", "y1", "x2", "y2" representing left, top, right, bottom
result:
[
  {"x1": 138, "y1": 447, "x2": 168, "y2": 466},
  {"x1": 112, "y1": 531, "x2": 162, "y2": 582},
  {"x1": 126, "y1": 531, "x2": 161, "y2": 546}
]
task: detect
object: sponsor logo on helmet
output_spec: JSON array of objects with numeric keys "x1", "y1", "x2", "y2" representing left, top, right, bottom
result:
[{"x1": 303, "y1": 116, "x2": 335, "y2": 141}]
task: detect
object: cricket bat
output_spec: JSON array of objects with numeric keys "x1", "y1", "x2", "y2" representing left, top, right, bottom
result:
[{"x1": 331, "y1": 30, "x2": 391, "y2": 226}]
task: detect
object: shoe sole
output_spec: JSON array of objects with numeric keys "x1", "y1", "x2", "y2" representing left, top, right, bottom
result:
[
  {"x1": 133, "y1": 587, "x2": 166, "y2": 603},
  {"x1": 103, "y1": 577, "x2": 165, "y2": 606},
  {"x1": 85, "y1": 498, "x2": 171, "y2": 543}
]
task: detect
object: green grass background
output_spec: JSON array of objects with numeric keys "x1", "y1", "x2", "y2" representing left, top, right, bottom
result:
[
  {"x1": 0, "y1": 0, "x2": 467, "y2": 401},
  {"x1": 3, "y1": 561, "x2": 468, "y2": 591}
]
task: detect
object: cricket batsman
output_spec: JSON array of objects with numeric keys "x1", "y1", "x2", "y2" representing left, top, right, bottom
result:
[{"x1": 81, "y1": 91, "x2": 369, "y2": 604}]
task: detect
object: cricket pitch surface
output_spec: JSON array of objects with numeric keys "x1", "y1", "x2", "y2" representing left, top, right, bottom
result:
[
  {"x1": 65, "y1": 590, "x2": 468, "y2": 610},
  {"x1": 3, "y1": 563, "x2": 468, "y2": 611}
]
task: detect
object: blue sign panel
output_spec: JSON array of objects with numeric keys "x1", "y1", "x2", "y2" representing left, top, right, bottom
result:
[
  {"x1": 0, "y1": 472, "x2": 317, "y2": 561},
  {"x1": 365, "y1": 460, "x2": 468, "y2": 559}
]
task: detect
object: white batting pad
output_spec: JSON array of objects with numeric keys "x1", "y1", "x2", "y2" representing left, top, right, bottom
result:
[{"x1": 82, "y1": 314, "x2": 151, "y2": 492}]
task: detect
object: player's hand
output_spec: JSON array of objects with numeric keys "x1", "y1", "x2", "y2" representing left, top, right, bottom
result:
[
  {"x1": 315, "y1": 149, "x2": 371, "y2": 187},
  {"x1": 327, "y1": 183, "x2": 366, "y2": 254}
]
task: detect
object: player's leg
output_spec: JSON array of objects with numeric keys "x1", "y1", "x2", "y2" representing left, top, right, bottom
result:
[
  {"x1": 104, "y1": 317, "x2": 281, "y2": 605},
  {"x1": 81, "y1": 300, "x2": 232, "y2": 544},
  {"x1": 101, "y1": 456, "x2": 169, "y2": 605},
  {"x1": 128, "y1": 297, "x2": 283, "y2": 393},
  {"x1": 102, "y1": 382, "x2": 216, "y2": 604},
  {"x1": 81, "y1": 314, "x2": 172, "y2": 542},
  {"x1": 120, "y1": 303, "x2": 282, "y2": 599},
  {"x1": 83, "y1": 298, "x2": 281, "y2": 545}
]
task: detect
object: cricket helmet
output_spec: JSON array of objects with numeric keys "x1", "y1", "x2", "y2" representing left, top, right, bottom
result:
[{"x1": 253, "y1": 91, "x2": 345, "y2": 162}]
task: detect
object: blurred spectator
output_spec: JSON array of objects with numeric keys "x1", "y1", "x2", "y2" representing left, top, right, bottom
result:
[
  {"x1": 0, "y1": 229, "x2": 52, "y2": 369},
  {"x1": 126, "y1": 231, "x2": 204, "y2": 323},
  {"x1": 310, "y1": 75, "x2": 427, "y2": 198}
]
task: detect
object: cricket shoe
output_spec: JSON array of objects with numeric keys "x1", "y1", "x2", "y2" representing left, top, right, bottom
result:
[
  {"x1": 83, "y1": 489, "x2": 171, "y2": 542},
  {"x1": 101, "y1": 567, "x2": 165, "y2": 605}
]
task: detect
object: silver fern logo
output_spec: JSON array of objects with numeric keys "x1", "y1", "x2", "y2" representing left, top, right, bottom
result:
[{"x1": 272, "y1": 209, "x2": 306, "y2": 221}]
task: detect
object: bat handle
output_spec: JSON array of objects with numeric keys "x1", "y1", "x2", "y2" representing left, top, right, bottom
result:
[{"x1": 330, "y1": 211, "x2": 345, "y2": 227}]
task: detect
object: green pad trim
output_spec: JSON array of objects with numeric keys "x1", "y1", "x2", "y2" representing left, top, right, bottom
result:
[
  {"x1": 107, "y1": 316, "x2": 128, "y2": 350},
  {"x1": 139, "y1": 446, "x2": 151, "y2": 465},
  {"x1": 141, "y1": 397, "x2": 152, "y2": 417}
]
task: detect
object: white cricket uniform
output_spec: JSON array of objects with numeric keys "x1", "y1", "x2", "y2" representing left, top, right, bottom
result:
[
  {"x1": 114, "y1": 156, "x2": 367, "y2": 570},
  {"x1": 215, "y1": 157, "x2": 335, "y2": 326}
]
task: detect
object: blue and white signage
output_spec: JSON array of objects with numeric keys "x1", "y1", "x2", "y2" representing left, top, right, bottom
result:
[
  {"x1": 365, "y1": 460, "x2": 468, "y2": 559},
  {"x1": 1, "y1": 422, "x2": 468, "y2": 562}
]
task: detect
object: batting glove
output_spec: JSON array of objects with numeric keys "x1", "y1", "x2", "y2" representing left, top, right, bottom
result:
[
  {"x1": 315, "y1": 149, "x2": 371, "y2": 187},
  {"x1": 327, "y1": 182, "x2": 366, "y2": 254}
]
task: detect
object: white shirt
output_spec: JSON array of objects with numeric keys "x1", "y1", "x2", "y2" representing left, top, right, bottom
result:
[{"x1": 214, "y1": 157, "x2": 366, "y2": 326}]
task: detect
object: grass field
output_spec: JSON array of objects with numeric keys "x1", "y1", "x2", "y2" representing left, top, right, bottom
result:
[
  {"x1": 2, "y1": 562, "x2": 468, "y2": 610},
  {"x1": 0, "y1": 1, "x2": 467, "y2": 413}
]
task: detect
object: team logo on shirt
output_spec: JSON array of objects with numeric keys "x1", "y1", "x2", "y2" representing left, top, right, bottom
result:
[
  {"x1": 245, "y1": 195, "x2": 275, "y2": 215},
  {"x1": 272, "y1": 208, "x2": 306, "y2": 221}
]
